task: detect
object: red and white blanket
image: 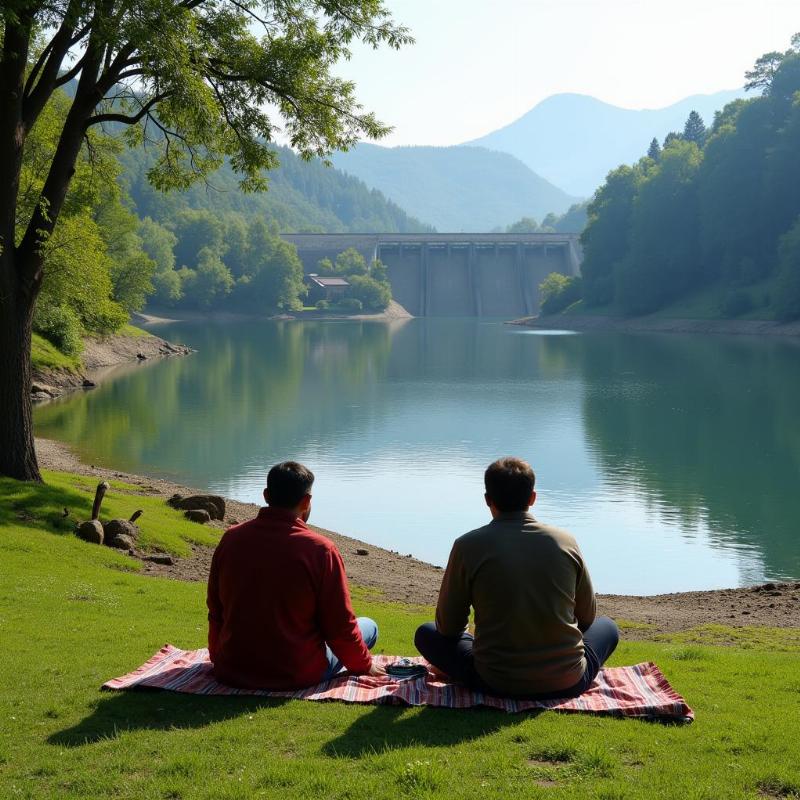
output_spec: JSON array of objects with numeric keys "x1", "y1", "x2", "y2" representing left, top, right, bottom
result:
[{"x1": 103, "y1": 646, "x2": 693, "y2": 722}]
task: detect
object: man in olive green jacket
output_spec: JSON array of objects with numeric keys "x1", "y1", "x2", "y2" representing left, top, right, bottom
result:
[{"x1": 415, "y1": 457, "x2": 618, "y2": 698}]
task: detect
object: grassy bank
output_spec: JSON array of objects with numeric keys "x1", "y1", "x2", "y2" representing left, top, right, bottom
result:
[
  {"x1": 31, "y1": 325, "x2": 153, "y2": 374},
  {"x1": 1, "y1": 471, "x2": 799, "y2": 799}
]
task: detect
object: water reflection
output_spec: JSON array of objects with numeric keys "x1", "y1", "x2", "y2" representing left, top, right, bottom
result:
[{"x1": 34, "y1": 320, "x2": 800, "y2": 592}]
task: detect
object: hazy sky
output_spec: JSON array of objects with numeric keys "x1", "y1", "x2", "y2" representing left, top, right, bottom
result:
[{"x1": 334, "y1": 0, "x2": 799, "y2": 147}]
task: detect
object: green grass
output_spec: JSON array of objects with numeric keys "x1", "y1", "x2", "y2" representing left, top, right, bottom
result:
[
  {"x1": 118, "y1": 324, "x2": 154, "y2": 338},
  {"x1": 1, "y1": 474, "x2": 800, "y2": 799},
  {"x1": 31, "y1": 333, "x2": 81, "y2": 372}
]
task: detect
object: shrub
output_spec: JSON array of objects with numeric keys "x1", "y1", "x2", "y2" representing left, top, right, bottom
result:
[
  {"x1": 336, "y1": 297, "x2": 363, "y2": 312},
  {"x1": 539, "y1": 273, "x2": 583, "y2": 316},
  {"x1": 315, "y1": 299, "x2": 330, "y2": 310},
  {"x1": 347, "y1": 274, "x2": 391, "y2": 311},
  {"x1": 33, "y1": 304, "x2": 83, "y2": 357},
  {"x1": 720, "y1": 290, "x2": 755, "y2": 318}
]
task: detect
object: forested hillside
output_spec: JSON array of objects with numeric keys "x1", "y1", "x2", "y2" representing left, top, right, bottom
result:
[
  {"x1": 560, "y1": 35, "x2": 800, "y2": 321},
  {"x1": 332, "y1": 144, "x2": 578, "y2": 231},
  {"x1": 120, "y1": 145, "x2": 433, "y2": 235}
]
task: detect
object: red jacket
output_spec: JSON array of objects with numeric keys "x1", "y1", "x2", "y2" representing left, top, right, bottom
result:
[{"x1": 207, "y1": 506, "x2": 371, "y2": 689}]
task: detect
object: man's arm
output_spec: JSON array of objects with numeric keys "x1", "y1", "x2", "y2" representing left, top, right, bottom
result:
[
  {"x1": 435, "y1": 543, "x2": 471, "y2": 637},
  {"x1": 318, "y1": 548, "x2": 372, "y2": 673},
  {"x1": 574, "y1": 552, "x2": 597, "y2": 633},
  {"x1": 206, "y1": 541, "x2": 225, "y2": 662}
]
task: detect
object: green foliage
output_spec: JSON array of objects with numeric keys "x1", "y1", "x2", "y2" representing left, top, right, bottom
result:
[
  {"x1": 580, "y1": 34, "x2": 800, "y2": 318},
  {"x1": 506, "y1": 216, "x2": 541, "y2": 233},
  {"x1": 334, "y1": 247, "x2": 369, "y2": 276},
  {"x1": 347, "y1": 274, "x2": 391, "y2": 311},
  {"x1": 775, "y1": 216, "x2": 800, "y2": 320},
  {"x1": 30, "y1": 333, "x2": 82, "y2": 372},
  {"x1": 647, "y1": 137, "x2": 661, "y2": 160},
  {"x1": 539, "y1": 273, "x2": 583, "y2": 315},
  {"x1": 179, "y1": 248, "x2": 235, "y2": 309},
  {"x1": 32, "y1": 305, "x2": 83, "y2": 358},
  {"x1": 683, "y1": 110, "x2": 707, "y2": 146},
  {"x1": 581, "y1": 165, "x2": 643, "y2": 307},
  {"x1": 235, "y1": 238, "x2": 307, "y2": 312},
  {"x1": 719, "y1": 290, "x2": 755, "y2": 318},
  {"x1": 336, "y1": 296, "x2": 364, "y2": 312},
  {"x1": 617, "y1": 140, "x2": 703, "y2": 316}
]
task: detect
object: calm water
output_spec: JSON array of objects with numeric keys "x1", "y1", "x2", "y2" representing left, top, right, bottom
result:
[{"x1": 34, "y1": 319, "x2": 800, "y2": 594}]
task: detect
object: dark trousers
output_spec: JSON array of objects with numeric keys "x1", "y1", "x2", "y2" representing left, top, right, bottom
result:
[{"x1": 414, "y1": 616, "x2": 620, "y2": 699}]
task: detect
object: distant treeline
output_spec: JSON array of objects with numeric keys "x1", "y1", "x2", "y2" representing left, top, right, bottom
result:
[
  {"x1": 503, "y1": 203, "x2": 588, "y2": 234},
  {"x1": 549, "y1": 35, "x2": 800, "y2": 320}
]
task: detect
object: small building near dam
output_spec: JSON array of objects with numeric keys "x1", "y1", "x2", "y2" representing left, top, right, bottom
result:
[{"x1": 282, "y1": 233, "x2": 583, "y2": 317}]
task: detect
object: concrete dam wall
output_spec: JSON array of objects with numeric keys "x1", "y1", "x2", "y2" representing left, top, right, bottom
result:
[{"x1": 282, "y1": 233, "x2": 583, "y2": 317}]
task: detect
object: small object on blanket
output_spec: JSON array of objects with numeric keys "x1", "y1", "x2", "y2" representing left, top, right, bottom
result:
[
  {"x1": 103, "y1": 647, "x2": 693, "y2": 722},
  {"x1": 385, "y1": 657, "x2": 428, "y2": 680}
]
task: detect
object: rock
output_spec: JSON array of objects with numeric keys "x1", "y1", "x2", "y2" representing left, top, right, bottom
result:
[
  {"x1": 82, "y1": 378, "x2": 96, "y2": 388},
  {"x1": 31, "y1": 391, "x2": 51, "y2": 401},
  {"x1": 355, "y1": 548, "x2": 369, "y2": 556},
  {"x1": 30, "y1": 383, "x2": 54, "y2": 396},
  {"x1": 168, "y1": 494, "x2": 225, "y2": 520},
  {"x1": 103, "y1": 519, "x2": 140, "y2": 548},
  {"x1": 184, "y1": 509, "x2": 211, "y2": 524},
  {"x1": 145, "y1": 553, "x2": 174, "y2": 565},
  {"x1": 136, "y1": 352, "x2": 147, "y2": 360},
  {"x1": 106, "y1": 533, "x2": 136, "y2": 551},
  {"x1": 77, "y1": 520, "x2": 104, "y2": 545}
]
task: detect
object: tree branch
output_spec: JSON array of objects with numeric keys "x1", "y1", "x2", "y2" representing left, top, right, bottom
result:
[{"x1": 85, "y1": 93, "x2": 169, "y2": 128}]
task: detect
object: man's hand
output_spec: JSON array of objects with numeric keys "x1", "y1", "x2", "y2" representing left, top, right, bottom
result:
[{"x1": 367, "y1": 659, "x2": 386, "y2": 677}]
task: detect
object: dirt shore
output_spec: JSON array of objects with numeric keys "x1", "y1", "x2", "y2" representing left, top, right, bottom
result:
[
  {"x1": 134, "y1": 298, "x2": 412, "y2": 326},
  {"x1": 32, "y1": 330, "x2": 193, "y2": 400},
  {"x1": 508, "y1": 313, "x2": 800, "y2": 339},
  {"x1": 36, "y1": 438, "x2": 800, "y2": 637}
]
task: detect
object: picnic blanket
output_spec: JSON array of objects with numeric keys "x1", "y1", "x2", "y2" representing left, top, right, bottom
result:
[{"x1": 104, "y1": 647, "x2": 693, "y2": 722}]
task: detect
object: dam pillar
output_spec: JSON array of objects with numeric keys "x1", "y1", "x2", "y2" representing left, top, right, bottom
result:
[
  {"x1": 418, "y1": 243, "x2": 432, "y2": 316},
  {"x1": 468, "y1": 244, "x2": 481, "y2": 316},
  {"x1": 516, "y1": 243, "x2": 532, "y2": 315}
]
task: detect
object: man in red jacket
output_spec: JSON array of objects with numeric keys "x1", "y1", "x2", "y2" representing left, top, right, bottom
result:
[{"x1": 207, "y1": 461, "x2": 384, "y2": 689}]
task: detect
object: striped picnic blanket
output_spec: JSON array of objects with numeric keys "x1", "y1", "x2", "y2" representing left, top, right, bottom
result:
[{"x1": 104, "y1": 646, "x2": 693, "y2": 722}]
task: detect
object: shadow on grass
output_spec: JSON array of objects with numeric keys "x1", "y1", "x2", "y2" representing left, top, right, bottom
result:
[
  {"x1": 0, "y1": 476, "x2": 91, "y2": 533},
  {"x1": 48, "y1": 690, "x2": 289, "y2": 747},
  {"x1": 322, "y1": 704, "x2": 532, "y2": 757}
]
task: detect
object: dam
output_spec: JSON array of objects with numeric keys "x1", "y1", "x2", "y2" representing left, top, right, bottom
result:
[{"x1": 282, "y1": 233, "x2": 583, "y2": 316}]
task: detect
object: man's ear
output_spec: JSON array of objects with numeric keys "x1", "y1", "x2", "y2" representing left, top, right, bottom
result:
[
  {"x1": 484, "y1": 493, "x2": 492, "y2": 508},
  {"x1": 529, "y1": 490, "x2": 537, "y2": 508},
  {"x1": 299, "y1": 493, "x2": 312, "y2": 510},
  {"x1": 263, "y1": 489, "x2": 270, "y2": 505}
]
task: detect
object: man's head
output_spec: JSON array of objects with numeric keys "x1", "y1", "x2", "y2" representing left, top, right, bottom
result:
[
  {"x1": 484, "y1": 457, "x2": 536, "y2": 516},
  {"x1": 264, "y1": 461, "x2": 315, "y2": 521}
]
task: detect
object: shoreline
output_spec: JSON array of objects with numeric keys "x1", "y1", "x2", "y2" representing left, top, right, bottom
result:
[
  {"x1": 507, "y1": 313, "x2": 800, "y2": 338},
  {"x1": 32, "y1": 329, "x2": 193, "y2": 401},
  {"x1": 36, "y1": 438, "x2": 800, "y2": 637},
  {"x1": 133, "y1": 298, "x2": 412, "y2": 326}
]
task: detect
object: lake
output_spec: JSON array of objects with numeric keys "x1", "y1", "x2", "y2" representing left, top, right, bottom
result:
[{"x1": 34, "y1": 318, "x2": 800, "y2": 595}]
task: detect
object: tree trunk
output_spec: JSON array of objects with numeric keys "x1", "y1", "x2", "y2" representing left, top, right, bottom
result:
[{"x1": 0, "y1": 249, "x2": 41, "y2": 482}]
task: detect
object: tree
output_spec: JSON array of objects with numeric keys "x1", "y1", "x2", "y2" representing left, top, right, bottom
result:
[
  {"x1": 775, "y1": 216, "x2": 800, "y2": 320},
  {"x1": 647, "y1": 137, "x2": 661, "y2": 160},
  {"x1": 683, "y1": 111, "x2": 707, "y2": 147},
  {"x1": 506, "y1": 216, "x2": 540, "y2": 233},
  {"x1": 0, "y1": 0, "x2": 411, "y2": 481}
]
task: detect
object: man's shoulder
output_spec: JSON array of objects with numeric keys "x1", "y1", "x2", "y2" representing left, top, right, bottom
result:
[{"x1": 532, "y1": 520, "x2": 580, "y2": 548}]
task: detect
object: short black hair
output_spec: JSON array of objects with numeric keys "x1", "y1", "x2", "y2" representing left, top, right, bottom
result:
[
  {"x1": 266, "y1": 461, "x2": 314, "y2": 508},
  {"x1": 484, "y1": 457, "x2": 536, "y2": 512}
]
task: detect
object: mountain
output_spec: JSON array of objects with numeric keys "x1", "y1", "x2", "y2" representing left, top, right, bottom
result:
[
  {"x1": 119, "y1": 144, "x2": 434, "y2": 233},
  {"x1": 331, "y1": 144, "x2": 579, "y2": 232},
  {"x1": 468, "y1": 90, "x2": 748, "y2": 197}
]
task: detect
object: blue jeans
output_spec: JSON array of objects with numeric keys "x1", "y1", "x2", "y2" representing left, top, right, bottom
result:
[
  {"x1": 323, "y1": 617, "x2": 378, "y2": 680},
  {"x1": 414, "y1": 616, "x2": 619, "y2": 699}
]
